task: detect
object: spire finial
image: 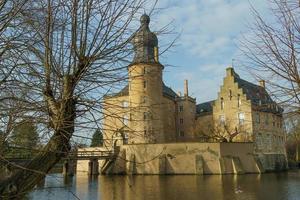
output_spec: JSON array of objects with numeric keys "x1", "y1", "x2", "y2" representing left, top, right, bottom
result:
[{"x1": 140, "y1": 14, "x2": 150, "y2": 26}]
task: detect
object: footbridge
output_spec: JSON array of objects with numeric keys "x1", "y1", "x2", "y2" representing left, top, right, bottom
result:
[{"x1": 1, "y1": 146, "x2": 118, "y2": 176}]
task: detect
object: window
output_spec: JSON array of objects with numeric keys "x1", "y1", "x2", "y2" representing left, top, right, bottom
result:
[
  {"x1": 143, "y1": 67, "x2": 146, "y2": 75},
  {"x1": 265, "y1": 114, "x2": 269, "y2": 125},
  {"x1": 179, "y1": 105, "x2": 183, "y2": 112},
  {"x1": 219, "y1": 115, "x2": 225, "y2": 125},
  {"x1": 279, "y1": 120, "x2": 282, "y2": 128},
  {"x1": 143, "y1": 96, "x2": 147, "y2": 103},
  {"x1": 238, "y1": 112, "x2": 245, "y2": 125},
  {"x1": 143, "y1": 112, "x2": 147, "y2": 120},
  {"x1": 229, "y1": 89, "x2": 232, "y2": 100},
  {"x1": 143, "y1": 80, "x2": 147, "y2": 88},
  {"x1": 123, "y1": 115, "x2": 129, "y2": 126},
  {"x1": 180, "y1": 118, "x2": 184, "y2": 124},
  {"x1": 256, "y1": 133, "x2": 263, "y2": 149},
  {"x1": 221, "y1": 97, "x2": 224, "y2": 110},
  {"x1": 272, "y1": 115, "x2": 276, "y2": 127},
  {"x1": 180, "y1": 130, "x2": 184, "y2": 137},
  {"x1": 123, "y1": 132, "x2": 128, "y2": 144},
  {"x1": 237, "y1": 94, "x2": 241, "y2": 107},
  {"x1": 259, "y1": 100, "x2": 262, "y2": 106},
  {"x1": 123, "y1": 101, "x2": 128, "y2": 108},
  {"x1": 144, "y1": 129, "x2": 147, "y2": 136},
  {"x1": 255, "y1": 113, "x2": 260, "y2": 124}
]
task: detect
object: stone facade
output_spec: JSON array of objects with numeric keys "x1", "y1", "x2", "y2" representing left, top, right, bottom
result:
[
  {"x1": 102, "y1": 14, "x2": 197, "y2": 148},
  {"x1": 197, "y1": 68, "x2": 286, "y2": 156},
  {"x1": 92, "y1": 14, "x2": 288, "y2": 174}
]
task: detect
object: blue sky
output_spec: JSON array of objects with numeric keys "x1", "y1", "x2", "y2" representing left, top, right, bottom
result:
[{"x1": 146, "y1": 0, "x2": 269, "y2": 103}]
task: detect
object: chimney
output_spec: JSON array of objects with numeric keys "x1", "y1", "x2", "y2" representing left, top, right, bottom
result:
[
  {"x1": 154, "y1": 47, "x2": 159, "y2": 62},
  {"x1": 226, "y1": 67, "x2": 234, "y2": 76},
  {"x1": 259, "y1": 80, "x2": 265, "y2": 88},
  {"x1": 184, "y1": 80, "x2": 189, "y2": 96}
]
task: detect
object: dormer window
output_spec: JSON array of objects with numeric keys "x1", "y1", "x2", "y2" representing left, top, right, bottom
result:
[{"x1": 221, "y1": 97, "x2": 224, "y2": 110}]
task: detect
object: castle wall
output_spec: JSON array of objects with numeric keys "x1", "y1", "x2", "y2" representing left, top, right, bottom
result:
[
  {"x1": 128, "y1": 63, "x2": 164, "y2": 143},
  {"x1": 176, "y1": 97, "x2": 196, "y2": 141},
  {"x1": 161, "y1": 97, "x2": 177, "y2": 142},
  {"x1": 252, "y1": 111, "x2": 285, "y2": 154},
  {"x1": 103, "y1": 95, "x2": 130, "y2": 149},
  {"x1": 195, "y1": 113, "x2": 214, "y2": 140},
  {"x1": 108, "y1": 143, "x2": 262, "y2": 175}
]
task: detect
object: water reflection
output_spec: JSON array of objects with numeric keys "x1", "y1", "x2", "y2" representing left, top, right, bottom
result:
[{"x1": 30, "y1": 171, "x2": 300, "y2": 200}]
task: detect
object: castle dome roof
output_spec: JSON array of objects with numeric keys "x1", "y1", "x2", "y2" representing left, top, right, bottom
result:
[{"x1": 131, "y1": 14, "x2": 158, "y2": 64}]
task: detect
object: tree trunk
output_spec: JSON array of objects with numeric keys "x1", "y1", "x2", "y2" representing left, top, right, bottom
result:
[
  {"x1": 296, "y1": 143, "x2": 299, "y2": 162},
  {"x1": 0, "y1": 98, "x2": 76, "y2": 199}
]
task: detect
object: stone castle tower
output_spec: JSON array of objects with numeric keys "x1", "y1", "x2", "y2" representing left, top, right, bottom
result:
[{"x1": 128, "y1": 14, "x2": 164, "y2": 144}]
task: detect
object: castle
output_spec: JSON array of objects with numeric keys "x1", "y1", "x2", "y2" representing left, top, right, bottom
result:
[{"x1": 77, "y1": 14, "x2": 287, "y2": 175}]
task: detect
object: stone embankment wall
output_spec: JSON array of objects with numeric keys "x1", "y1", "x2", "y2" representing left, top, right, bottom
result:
[{"x1": 76, "y1": 143, "x2": 287, "y2": 175}]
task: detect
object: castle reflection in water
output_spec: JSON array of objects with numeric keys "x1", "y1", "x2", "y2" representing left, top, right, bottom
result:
[{"x1": 31, "y1": 171, "x2": 300, "y2": 200}]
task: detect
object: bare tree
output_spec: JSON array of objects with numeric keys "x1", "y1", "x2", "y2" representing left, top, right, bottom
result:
[
  {"x1": 195, "y1": 119, "x2": 250, "y2": 143},
  {"x1": 0, "y1": 0, "x2": 150, "y2": 198},
  {"x1": 241, "y1": 0, "x2": 300, "y2": 114},
  {"x1": 0, "y1": 0, "x2": 28, "y2": 86},
  {"x1": 285, "y1": 115, "x2": 300, "y2": 161}
]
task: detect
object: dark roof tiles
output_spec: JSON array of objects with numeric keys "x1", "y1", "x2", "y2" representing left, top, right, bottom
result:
[
  {"x1": 107, "y1": 83, "x2": 178, "y2": 99},
  {"x1": 196, "y1": 100, "x2": 214, "y2": 115},
  {"x1": 233, "y1": 72, "x2": 283, "y2": 114}
]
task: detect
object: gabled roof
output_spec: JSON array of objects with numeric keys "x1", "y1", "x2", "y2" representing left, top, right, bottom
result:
[
  {"x1": 232, "y1": 70, "x2": 283, "y2": 114},
  {"x1": 106, "y1": 82, "x2": 179, "y2": 100},
  {"x1": 196, "y1": 100, "x2": 214, "y2": 115},
  {"x1": 163, "y1": 83, "x2": 179, "y2": 99}
]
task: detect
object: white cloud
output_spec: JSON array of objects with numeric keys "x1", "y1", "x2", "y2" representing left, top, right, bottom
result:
[{"x1": 146, "y1": 0, "x2": 269, "y2": 102}]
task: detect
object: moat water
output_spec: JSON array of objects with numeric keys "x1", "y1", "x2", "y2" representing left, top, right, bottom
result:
[{"x1": 29, "y1": 170, "x2": 300, "y2": 200}]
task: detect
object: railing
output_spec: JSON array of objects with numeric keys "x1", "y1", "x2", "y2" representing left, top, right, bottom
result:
[
  {"x1": 2, "y1": 146, "x2": 116, "y2": 161},
  {"x1": 69, "y1": 150, "x2": 115, "y2": 160}
]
